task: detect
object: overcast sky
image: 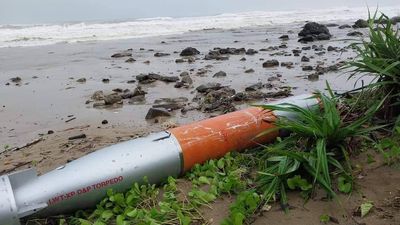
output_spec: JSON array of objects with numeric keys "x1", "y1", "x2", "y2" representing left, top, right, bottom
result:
[{"x1": 0, "y1": 0, "x2": 399, "y2": 24}]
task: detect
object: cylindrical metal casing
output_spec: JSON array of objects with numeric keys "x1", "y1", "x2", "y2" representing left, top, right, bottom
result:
[
  {"x1": 12, "y1": 132, "x2": 182, "y2": 217},
  {"x1": 0, "y1": 94, "x2": 318, "y2": 225},
  {"x1": 0, "y1": 175, "x2": 19, "y2": 225},
  {"x1": 170, "y1": 94, "x2": 318, "y2": 171}
]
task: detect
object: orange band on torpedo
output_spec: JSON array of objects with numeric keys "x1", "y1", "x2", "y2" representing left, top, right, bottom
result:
[{"x1": 169, "y1": 107, "x2": 278, "y2": 171}]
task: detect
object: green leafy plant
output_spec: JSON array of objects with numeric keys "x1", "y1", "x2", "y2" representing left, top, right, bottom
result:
[
  {"x1": 221, "y1": 190, "x2": 261, "y2": 225},
  {"x1": 337, "y1": 176, "x2": 352, "y2": 194},
  {"x1": 65, "y1": 153, "x2": 251, "y2": 225},
  {"x1": 256, "y1": 87, "x2": 383, "y2": 209},
  {"x1": 360, "y1": 201, "x2": 374, "y2": 217},
  {"x1": 376, "y1": 126, "x2": 400, "y2": 164},
  {"x1": 347, "y1": 11, "x2": 400, "y2": 120},
  {"x1": 319, "y1": 214, "x2": 330, "y2": 223}
]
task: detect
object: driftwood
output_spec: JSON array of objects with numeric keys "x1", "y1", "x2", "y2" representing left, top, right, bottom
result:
[{"x1": 7, "y1": 137, "x2": 44, "y2": 152}]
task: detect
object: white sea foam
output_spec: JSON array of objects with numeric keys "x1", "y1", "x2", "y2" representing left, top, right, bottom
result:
[{"x1": 0, "y1": 6, "x2": 399, "y2": 48}]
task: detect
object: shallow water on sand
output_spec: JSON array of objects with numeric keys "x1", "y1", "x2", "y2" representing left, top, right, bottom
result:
[{"x1": 0, "y1": 21, "x2": 372, "y2": 150}]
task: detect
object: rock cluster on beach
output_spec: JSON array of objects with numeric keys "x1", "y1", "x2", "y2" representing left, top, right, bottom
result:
[
  {"x1": 74, "y1": 17, "x2": 374, "y2": 122},
  {"x1": 298, "y1": 22, "x2": 332, "y2": 43}
]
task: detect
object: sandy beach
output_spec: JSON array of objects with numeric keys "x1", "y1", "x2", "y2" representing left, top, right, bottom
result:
[{"x1": 1, "y1": 12, "x2": 400, "y2": 224}]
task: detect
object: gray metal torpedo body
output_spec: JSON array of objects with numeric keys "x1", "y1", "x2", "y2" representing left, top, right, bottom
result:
[{"x1": 1, "y1": 132, "x2": 183, "y2": 225}]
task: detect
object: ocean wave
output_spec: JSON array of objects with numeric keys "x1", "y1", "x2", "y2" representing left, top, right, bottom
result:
[{"x1": 0, "y1": 6, "x2": 399, "y2": 48}]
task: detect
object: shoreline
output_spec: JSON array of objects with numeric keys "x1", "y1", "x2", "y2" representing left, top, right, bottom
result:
[
  {"x1": 1, "y1": 5, "x2": 400, "y2": 48},
  {"x1": 1, "y1": 19, "x2": 370, "y2": 160}
]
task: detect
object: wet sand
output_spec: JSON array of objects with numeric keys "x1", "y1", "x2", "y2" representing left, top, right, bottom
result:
[
  {"x1": 2, "y1": 19, "x2": 399, "y2": 225},
  {"x1": 0, "y1": 20, "x2": 370, "y2": 152}
]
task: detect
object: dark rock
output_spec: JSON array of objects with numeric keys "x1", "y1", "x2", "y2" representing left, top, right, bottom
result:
[
  {"x1": 68, "y1": 134, "x2": 86, "y2": 140},
  {"x1": 127, "y1": 80, "x2": 136, "y2": 84},
  {"x1": 233, "y1": 90, "x2": 266, "y2": 101},
  {"x1": 181, "y1": 75, "x2": 193, "y2": 84},
  {"x1": 279, "y1": 35, "x2": 289, "y2": 40},
  {"x1": 125, "y1": 58, "x2": 136, "y2": 63},
  {"x1": 233, "y1": 92, "x2": 248, "y2": 101},
  {"x1": 101, "y1": 120, "x2": 108, "y2": 124},
  {"x1": 204, "y1": 50, "x2": 229, "y2": 60},
  {"x1": 298, "y1": 35, "x2": 315, "y2": 43},
  {"x1": 76, "y1": 78, "x2": 86, "y2": 83},
  {"x1": 147, "y1": 73, "x2": 162, "y2": 80},
  {"x1": 301, "y1": 56, "x2": 310, "y2": 62},
  {"x1": 143, "y1": 60, "x2": 150, "y2": 64},
  {"x1": 264, "y1": 89, "x2": 292, "y2": 98},
  {"x1": 391, "y1": 16, "x2": 400, "y2": 24},
  {"x1": 240, "y1": 57, "x2": 246, "y2": 61},
  {"x1": 196, "y1": 68, "x2": 209, "y2": 76},
  {"x1": 104, "y1": 93, "x2": 122, "y2": 105},
  {"x1": 153, "y1": 103, "x2": 184, "y2": 111},
  {"x1": 112, "y1": 88, "x2": 123, "y2": 93},
  {"x1": 10, "y1": 77, "x2": 22, "y2": 83},
  {"x1": 308, "y1": 74, "x2": 319, "y2": 81},
  {"x1": 121, "y1": 86, "x2": 147, "y2": 99},
  {"x1": 159, "y1": 75, "x2": 179, "y2": 82},
  {"x1": 263, "y1": 59, "x2": 279, "y2": 68},
  {"x1": 180, "y1": 47, "x2": 200, "y2": 56},
  {"x1": 47, "y1": 130, "x2": 54, "y2": 134},
  {"x1": 136, "y1": 73, "x2": 178, "y2": 83},
  {"x1": 92, "y1": 91, "x2": 104, "y2": 101},
  {"x1": 302, "y1": 66, "x2": 314, "y2": 71},
  {"x1": 245, "y1": 48, "x2": 258, "y2": 55},
  {"x1": 315, "y1": 64, "x2": 340, "y2": 74},
  {"x1": 267, "y1": 76, "x2": 280, "y2": 82},
  {"x1": 292, "y1": 49, "x2": 302, "y2": 54},
  {"x1": 302, "y1": 46, "x2": 311, "y2": 50},
  {"x1": 298, "y1": 22, "x2": 331, "y2": 37},
  {"x1": 111, "y1": 52, "x2": 132, "y2": 58},
  {"x1": 325, "y1": 23, "x2": 339, "y2": 27},
  {"x1": 245, "y1": 68, "x2": 255, "y2": 73},
  {"x1": 353, "y1": 19, "x2": 369, "y2": 28},
  {"x1": 339, "y1": 24, "x2": 351, "y2": 29},
  {"x1": 347, "y1": 31, "x2": 363, "y2": 36},
  {"x1": 245, "y1": 82, "x2": 263, "y2": 91},
  {"x1": 102, "y1": 78, "x2": 110, "y2": 83},
  {"x1": 180, "y1": 71, "x2": 189, "y2": 77},
  {"x1": 217, "y1": 47, "x2": 245, "y2": 55},
  {"x1": 93, "y1": 102, "x2": 105, "y2": 108},
  {"x1": 197, "y1": 87, "x2": 236, "y2": 113},
  {"x1": 196, "y1": 83, "x2": 222, "y2": 93},
  {"x1": 128, "y1": 95, "x2": 146, "y2": 104},
  {"x1": 327, "y1": 46, "x2": 336, "y2": 51},
  {"x1": 317, "y1": 33, "x2": 331, "y2": 40},
  {"x1": 281, "y1": 62, "x2": 294, "y2": 68},
  {"x1": 279, "y1": 44, "x2": 287, "y2": 48},
  {"x1": 187, "y1": 57, "x2": 195, "y2": 63},
  {"x1": 298, "y1": 22, "x2": 331, "y2": 42},
  {"x1": 154, "y1": 52, "x2": 170, "y2": 57},
  {"x1": 175, "y1": 58, "x2": 185, "y2": 63},
  {"x1": 313, "y1": 46, "x2": 324, "y2": 51},
  {"x1": 145, "y1": 108, "x2": 171, "y2": 119},
  {"x1": 213, "y1": 71, "x2": 227, "y2": 78},
  {"x1": 174, "y1": 82, "x2": 185, "y2": 88},
  {"x1": 154, "y1": 97, "x2": 188, "y2": 104},
  {"x1": 136, "y1": 74, "x2": 155, "y2": 84}
]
